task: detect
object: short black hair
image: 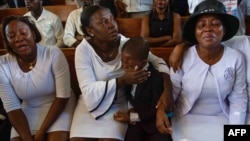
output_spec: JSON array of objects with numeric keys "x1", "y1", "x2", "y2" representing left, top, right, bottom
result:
[
  {"x1": 80, "y1": 5, "x2": 110, "y2": 37},
  {"x1": 2, "y1": 15, "x2": 42, "y2": 55},
  {"x1": 122, "y1": 36, "x2": 150, "y2": 60}
]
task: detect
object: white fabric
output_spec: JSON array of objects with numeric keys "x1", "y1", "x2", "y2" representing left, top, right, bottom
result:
[
  {"x1": 63, "y1": 8, "x2": 84, "y2": 47},
  {"x1": 223, "y1": 35, "x2": 250, "y2": 124},
  {"x1": 24, "y1": 8, "x2": 64, "y2": 47},
  {"x1": 130, "y1": 112, "x2": 140, "y2": 122},
  {"x1": 170, "y1": 45, "x2": 248, "y2": 141},
  {"x1": 0, "y1": 44, "x2": 76, "y2": 138},
  {"x1": 122, "y1": 0, "x2": 153, "y2": 13},
  {"x1": 188, "y1": 0, "x2": 250, "y2": 35},
  {"x1": 70, "y1": 34, "x2": 169, "y2": 140}
]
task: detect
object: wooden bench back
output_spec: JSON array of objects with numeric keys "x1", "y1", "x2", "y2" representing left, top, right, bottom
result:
[
  {"x1": 116, "y1": 16, "x2": 189, "y2": 38},
  {"x1": 44, "y1": 5, "x2": 77, "y2": 25},
  {"x1": 51, "y1": 0, "x2": 66, "y2": 5},
  {"x1": 116, "y1": 18, "x2": 142, "y2": 38}
]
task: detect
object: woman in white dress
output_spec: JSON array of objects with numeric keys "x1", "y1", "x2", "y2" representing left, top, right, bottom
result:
[
  {"x1": 168, "y1": 0, "x2": 248, "y2": 141},
  {"x1": 70, "y1": 5, "x2": 173, "y2": 141},
  {"x1": 0, "y1": 15, "x2": 76, "y2": 141}
]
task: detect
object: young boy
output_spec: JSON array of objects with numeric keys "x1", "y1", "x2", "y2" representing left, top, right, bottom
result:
[{"x1": 113, "y1": 36, "x2": 172, "y2": 141}]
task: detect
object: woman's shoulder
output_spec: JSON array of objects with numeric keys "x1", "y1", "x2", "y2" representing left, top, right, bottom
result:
[
  {"x1": 118, "y1": 35, "x2": 130, "y2": 51},
  {"x1": 223, "y1": 45, "x2": 245, "y2": 60},
  {"x1": 75, "y1": 39, "x2": 95, "y2": 57},
  {"x1": 0, "y1": 53, "x2": 10, "y2": 64},
  {"x1": 224, "y1": 35, "x2": 250, "y2": 50},
  {"x1": 0, "y1": 53, "x2": 15, "y2": 70}
]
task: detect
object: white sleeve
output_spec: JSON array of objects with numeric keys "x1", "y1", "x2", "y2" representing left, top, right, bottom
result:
[
  {"x1": 246, "y1": 0, "x2": 250, "y2": 15},
  {"x1": 228, "y1": 51, "x2": 248, "y2": 124},
  {"x1": 188, "y1": 0, "x2": 204, "y2": 14},
  {"x1": 147, "y1": 51, "x2": 169, "y2": 74},
  {"x1": 53, "y1": 16, "x2": 65, "y2": 47},
  {"x1": 75, "y1": 43, "x2": 117, "y2": 119},
  {"x1": 63, "y1": 11, "x2": 77, "y2": 47},
  {"x1": 51, "y1": 47, "x2": 71, "y2": 98},
  {"x1": 0, "y1": 61, "x2": 21, "y2": 112}
]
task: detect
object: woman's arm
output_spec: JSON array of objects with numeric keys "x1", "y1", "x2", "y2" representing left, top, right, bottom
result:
[
  {"x1": 228, "y1": 52, "x2": 248, "y2": 124},
  {"x1": 54, "y1": 16, "x2": 65, "y2": 48},
  {"x1": 169, "y1": 41, "x2": 193, "y2": 72},
  {"x1": 0, "y1": 65, "x2": 33, "y2": 141},
  {"x1": 34, "y1": 98, "x2": 69, "y2": 141},
  {"x1": 63, "y1": 10, "x2": 79, "y2": 47},
  {"x1": 140, "y1": 15, "x2": 172, "y2": 47},
  {"x1": 159, "y1": 12, "x2": 182, "y2": 47},
  {"x1": 155, "y1": 73, "x2": 173, "y2": 135},
  {"x1": 35, "y1": 48, "x2": 71, "y2": 140},
  {"x1": 8, "y1": 109, "x2": 33, "y2": 141},
  {"x1": 148, "y1": 51, "x2": 181, "y2": 134}
]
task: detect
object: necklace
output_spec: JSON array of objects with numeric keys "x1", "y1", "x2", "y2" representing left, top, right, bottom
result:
[
  {"x1": 18, "y1": 57, "x2": 37, "y2": 70},
  {"x1": 100, "y1": 47, "x2": 116, "y2": 58}
]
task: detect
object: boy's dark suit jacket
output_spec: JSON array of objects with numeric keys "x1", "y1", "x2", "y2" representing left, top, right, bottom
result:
[{"x1": 126, "y1": 63, "x2": 163, "y2": 134}]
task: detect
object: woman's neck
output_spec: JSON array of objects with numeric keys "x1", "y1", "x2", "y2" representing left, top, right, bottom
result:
[
  {"x1": 155, "y1": 7, "x2": 167, "y2": 20},
  {"x1": 90, "y1": 37, "x2": 120, "y2": 62},
  {"x1": 196, "y1": 44, "x2": 224, "y2": 65}
]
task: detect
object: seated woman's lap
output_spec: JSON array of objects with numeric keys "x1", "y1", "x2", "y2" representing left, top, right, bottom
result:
[{"x1": 11, "y1": 131, "x2": 69, "y2": 141}]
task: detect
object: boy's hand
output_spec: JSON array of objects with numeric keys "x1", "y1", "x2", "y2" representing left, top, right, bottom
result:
[
  {"x1": 121, "y1": 66, "x2": 151, "y2": 85},
  {"x1": 113, "y1": 111, "x2": 130, "y2": 123}
]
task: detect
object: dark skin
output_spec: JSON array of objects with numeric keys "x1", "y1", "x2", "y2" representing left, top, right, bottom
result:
[
  {"x1": 169, "y1": 14, "x2": 225, "y2": 72},
  {"x1": 114, "y1": 0, "x2": 129, "y2": 18},
  {"x1": 6, "y1": 20, "x2": 70, "y2": 141},
  {"x1": 71, "y1": 7, "x2": 173, "y2": 141},
  {"x1": 114, "y1": 52, "x2": 149, "y2": 124},
  {"x1": 71, "y1": 0, "x2": 93, "y2": 47},
  {"x1": 86, "y1": 8, "x2": 150, "y2": 87},
  {"x1": 140, "y1": 0, "x2": 182, "y2": 47},
  {"x1": 25, "y1": 0, "x2": 43, "y2": 20},
  {"x1": 161, "y1": 14, "x2": 226, "y2": 135}
]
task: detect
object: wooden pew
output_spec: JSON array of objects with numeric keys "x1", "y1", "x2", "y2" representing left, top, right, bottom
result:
[
  {"x1": 51, "y1": 0, "x2": 66, "y2": 5},
  {"x1": 44, "y1": 5, "x2": 77, "y2": 26},
  {"x1": 116, "y1": 16, "x2": 189, "y2": 38},
  {"x1": 116, "y1": 18, "x2": 143, "y2": 38}
]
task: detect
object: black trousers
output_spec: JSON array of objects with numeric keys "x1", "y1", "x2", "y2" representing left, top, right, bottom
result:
[{"x1": 125, "y1": 122, "x2": 172, "y2": 141}]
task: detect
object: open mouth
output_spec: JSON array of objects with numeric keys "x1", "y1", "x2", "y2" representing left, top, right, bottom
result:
[{"x1": 17, "y1": 45, "x2": 29, "y2": 52}]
